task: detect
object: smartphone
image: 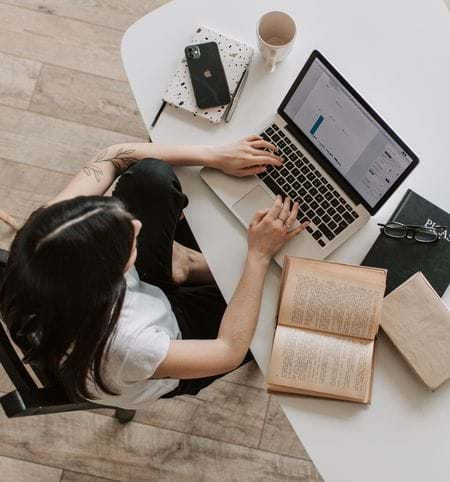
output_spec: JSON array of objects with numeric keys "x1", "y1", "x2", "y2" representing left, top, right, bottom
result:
[{"x1": 185, "y1": 42, "x2": 230, "y2": 109}]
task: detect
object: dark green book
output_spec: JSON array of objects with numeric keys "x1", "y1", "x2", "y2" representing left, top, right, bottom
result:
[{"x1": 362, "y1": 190, "x2": 449, "y2": 296}]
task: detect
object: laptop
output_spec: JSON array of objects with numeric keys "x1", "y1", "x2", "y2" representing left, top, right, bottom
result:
[{"x1": 200, "y1": 50, "x2": 419, "y2": 265}]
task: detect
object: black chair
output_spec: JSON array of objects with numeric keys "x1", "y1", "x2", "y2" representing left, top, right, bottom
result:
[{"x1": 0, "y1": 248, "x2": 135, "y2": 423}]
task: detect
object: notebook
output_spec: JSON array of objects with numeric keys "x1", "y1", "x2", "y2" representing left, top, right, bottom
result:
[
  {"x1": 163, "y1": 26, "x2": 254, "y2": 123},
  {"x1": 381, "y1": 272, "x2": 450, "y2": 390},
  {"x1": 362, "y1": 189, "x2": 450, "y2": 296},
  {"x1": 267, "y1": 256, "x2": 386, "y2": 403}
]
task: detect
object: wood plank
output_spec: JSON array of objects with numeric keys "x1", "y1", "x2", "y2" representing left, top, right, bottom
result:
[
  {"x1": 100, "y1": 379, "x2": 269, "y2": 448},
  {"x1": 1, "y1": 0, "x2": 170, "y2": 32},
  {"x1": 0, "y1": 158, "x2": 75, "y2": 248},
  {"x1": 0, "y1": 4, "x2": 126, "y2": 81},
  {"x1": 0, "y1": 51, "x2": 42, "y2": 109},
  {"x1": 222, "y1": 360, "x2": 267, "y2": 390},
  {"x1": 259, "y1": 396, "x2": 312, "y2": 461},
  {"x1": 0, "y1": 365, "x2": 15, "y2": 394},
  {"x1": 0, "y1": 409, "x2": 322, "y2": 482},
  {"x1": 0, "y1": 221, "x2": 16, "y2": 251},
  {"x1": 62, "y1": 470, "x2": 117, "y2": 482},
  {"x1": 0, "y1": 158, "x2": 73, "y2": 248},
  {"x1": 0, "y1": 105, "x2": 145, "y2": 174},
  {"x1": 30, "y1": 65, "x2": 148, "y2": 138},
  {"x1": 0, "y1": 158, "x2": 72, "y2": 221},
  {"x1": 0, "y1": 455, "x2": 62, "y2": 482}
]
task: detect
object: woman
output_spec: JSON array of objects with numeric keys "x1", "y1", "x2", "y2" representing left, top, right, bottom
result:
[{"x1": 0, "y1": 136, "x2": 307, "y2": 409}]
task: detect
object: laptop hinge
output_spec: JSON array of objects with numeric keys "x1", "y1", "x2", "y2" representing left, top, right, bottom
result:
[{"x1": 284, "y1": 122, "x2": 298, "y2": 140}]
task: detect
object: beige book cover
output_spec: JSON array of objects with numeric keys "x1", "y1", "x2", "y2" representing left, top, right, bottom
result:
[
  {"x1": 381, "y1": 272, "x2": 450, "y2": 390},
  {"x1": 267, "y1": 257, "x2": 386, "y2": 403}
]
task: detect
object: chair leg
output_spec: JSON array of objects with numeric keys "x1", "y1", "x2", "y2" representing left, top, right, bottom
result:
[{"x1": 114, "y1": 407, "x2": 136, "y2": 424}]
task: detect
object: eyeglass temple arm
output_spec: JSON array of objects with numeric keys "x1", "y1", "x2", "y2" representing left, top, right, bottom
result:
[{"x1": 377, "y1": 222, "x2": 447, "y2": 230}]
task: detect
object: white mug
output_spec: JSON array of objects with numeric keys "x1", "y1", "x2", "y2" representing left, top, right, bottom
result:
[{"x1": 256, "y1": 11, "x2": 297, "y2": 72}]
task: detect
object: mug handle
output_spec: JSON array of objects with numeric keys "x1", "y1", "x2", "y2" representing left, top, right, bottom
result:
[{"x1": 265, "y1": 50, "x2": 276, "y2": 72}]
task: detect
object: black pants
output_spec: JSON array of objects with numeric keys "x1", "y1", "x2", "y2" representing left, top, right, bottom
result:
[{"x1": 113, "y1": 159, "x2": 252, "y2": 398}]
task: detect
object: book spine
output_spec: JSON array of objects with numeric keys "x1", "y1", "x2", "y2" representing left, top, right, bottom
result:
[{"x1": 388, "y1": 188, "x2": 413, "y2": 222}]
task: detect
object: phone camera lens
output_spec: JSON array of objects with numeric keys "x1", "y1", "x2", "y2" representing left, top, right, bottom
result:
[
  {"x1": 187, "y1": 53, "x2": 193, "y2": 59},
  {"x1": 186, "y1": 47, "x2": 193, "y2": 53}
]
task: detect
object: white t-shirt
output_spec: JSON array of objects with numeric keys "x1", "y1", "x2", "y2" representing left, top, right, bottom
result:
[{"x1": 87, "y1": 266, "x2": 181, "y2": 409}]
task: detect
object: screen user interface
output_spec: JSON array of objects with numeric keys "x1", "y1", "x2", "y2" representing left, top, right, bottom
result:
[{"x1": 284, "y1": 57, "x2": 413, "y2": 207}]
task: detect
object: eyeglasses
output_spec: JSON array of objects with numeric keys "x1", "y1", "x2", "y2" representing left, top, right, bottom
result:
[{"x1": 377, "y1": 222, "x2": 447, "y2": 243}]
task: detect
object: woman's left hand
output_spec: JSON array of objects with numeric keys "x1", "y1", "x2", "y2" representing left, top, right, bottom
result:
[{"x1": 208, "y1": 135, "x2": 283, "y2": 177}]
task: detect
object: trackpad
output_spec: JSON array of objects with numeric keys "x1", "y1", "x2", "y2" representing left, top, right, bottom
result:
[{"x1": 233, "y1": 186, "x2": 274, "y2": 226}]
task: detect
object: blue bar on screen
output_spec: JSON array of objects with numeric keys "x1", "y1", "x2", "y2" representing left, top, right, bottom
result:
[{"x1": 310, "y1": 115, "x2": 324, "y2": 135}]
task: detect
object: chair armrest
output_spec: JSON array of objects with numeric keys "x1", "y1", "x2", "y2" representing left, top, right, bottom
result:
[{"x1": 0, "y1": 248, "x2": 8, "y2": 267}]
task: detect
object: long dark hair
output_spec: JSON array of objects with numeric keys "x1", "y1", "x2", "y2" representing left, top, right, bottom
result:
[{"x1": 0, "y1": 196, "x2": 135, "y2": 400}]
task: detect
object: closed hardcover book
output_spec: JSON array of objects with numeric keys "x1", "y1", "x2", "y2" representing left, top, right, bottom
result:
[
  {"x1": 381, "y1": 272, "x2": 450, "y2": 390},
  {"x1": 362, "y1": 190, "x2": 450, "y2": 296}
]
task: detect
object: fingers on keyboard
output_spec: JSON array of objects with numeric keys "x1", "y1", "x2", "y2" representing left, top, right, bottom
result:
[{"x1": 258, "y1": 124, "x2": 359, "y2": 248}]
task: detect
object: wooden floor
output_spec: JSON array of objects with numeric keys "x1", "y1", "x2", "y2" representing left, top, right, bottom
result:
[{"x1": 0, "y1": 1, "x2": 323, "y2": 481}]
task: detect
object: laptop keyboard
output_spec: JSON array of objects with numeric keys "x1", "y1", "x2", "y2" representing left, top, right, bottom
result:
[{"x1": 257, "y1": 123, "x2": 359, "y2": 248}]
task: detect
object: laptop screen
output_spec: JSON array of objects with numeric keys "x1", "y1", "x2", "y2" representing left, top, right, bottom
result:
[{"x1": 283, "y1": 57, "x2": 414, "y2": 208}]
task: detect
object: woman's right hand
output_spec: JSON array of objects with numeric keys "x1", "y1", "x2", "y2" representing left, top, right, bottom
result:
[{"x1": 247, "y1": 195, "x2": 308, "y2": 263}]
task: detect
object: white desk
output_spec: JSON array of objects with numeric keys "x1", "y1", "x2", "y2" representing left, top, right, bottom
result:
[{"x1": 122, "y1": 1, "x2": 450, "y2": 480}]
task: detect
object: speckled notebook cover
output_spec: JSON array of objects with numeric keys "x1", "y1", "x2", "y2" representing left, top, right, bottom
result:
[{"x1": 163, "y1": 26, "x2": 254, "y2": 123}]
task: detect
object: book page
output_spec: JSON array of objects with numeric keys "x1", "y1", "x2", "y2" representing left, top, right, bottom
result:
[
  {"x1": 268, "y1": 325, "x2": 374, "y2": 402},
  {"x1": 279, "y1": 257, "x2": 386, "y2": 339}
]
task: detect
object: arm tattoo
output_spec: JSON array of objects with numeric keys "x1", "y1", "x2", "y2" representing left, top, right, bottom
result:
[{"x1": 83, "y1": 147, "x2": 139, "y2": 182}]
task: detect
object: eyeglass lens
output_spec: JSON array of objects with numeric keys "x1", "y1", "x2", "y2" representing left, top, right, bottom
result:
[
  {"x1": 414, "y1": 228, "x2": 437, "y2": 242},
  {"x1": 383, "y1": 223, "x2": 437, "y2": 242},
  {"x1": 384, "y1": 224, "x2": 406, "y2": 238}
]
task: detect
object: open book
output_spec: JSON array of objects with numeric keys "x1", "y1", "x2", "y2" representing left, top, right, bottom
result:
[{"x1": 267, "y1": 257, "x2": 387, "y2": 403}]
